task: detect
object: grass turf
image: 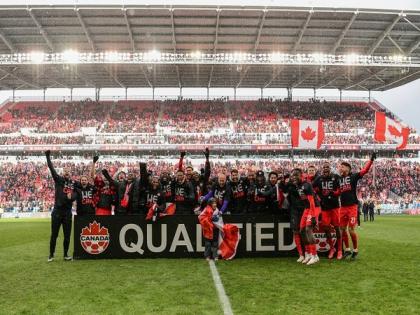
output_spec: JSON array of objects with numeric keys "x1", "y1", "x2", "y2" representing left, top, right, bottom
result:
[{"x1": 1, "y1": 216, "x2": 419, "y2": 314}]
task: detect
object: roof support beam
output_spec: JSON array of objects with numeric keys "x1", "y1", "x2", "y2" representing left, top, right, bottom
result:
[
  {"x1": 27, "y1": 8, "x2": 55, "y2": 51},
  {"x1": 330, "y1": 12, "x2": 357, "y2": 54},
  {"x1": 140, "y1": 66, "x2": 153, "y2": 88},
  {"x1": 406, "y1": 36, "x2": 420, "y2": 54},
  {"x1": 122, "y1": 8, "x2": 152, "y2": 87},
  {"x1": 291, "y1": 10, "x2": 313, "y2": 54},
  {"x1": 208, "y1": 8, "x2": 221, "y2": 88},
  {"x1": 236, "y1": 8, "x2": 267, "y2": 88},
  {"x1": 0, "y1": 30, "x2": 17, "y2": 52},
  {"x1": 123, "y1": 9, "x2": 136, "y2": 52},
  {"x1": 170, "y1": 8, "x2": 182, "y2": 88},
  {"x1": 75, "y1": 9, "x2": 96, "y2": 52},
  {"x1": 367, "y1": 14, "x2": 401, "y2": 55},
  {"x1": 263, "y1": 66, "x2": 283, "y2": 88},
  {"x1": 343, "y1": 68, "x2": 387, "y2": 90},
  {"x1": 316, "y1": 69, "x2": 342, "y2": 89},
  {"x1": 387, "y1": 35, "x2": 405, "y2": 54},
  {"x1": 0, "y1": 67, "x2": 41, "y2": 89},
  {"x1": 75, "y1": 8, "x2": 124, "y2": 88},
  {"x1": 376, "y1": 69, "x2": 420, "y2": 90}
]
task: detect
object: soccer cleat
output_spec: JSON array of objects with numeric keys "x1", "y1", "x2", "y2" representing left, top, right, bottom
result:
[
  {"x1": 351, "y1": 251, "x2": 358, "y2": 260},
  {"x1": 336, "y1": 251, "x2": 343, "y2": 260},
  {"x1": 302, "y1": 254, "x2": 311, "y2": 264},
  {"x1": 47, "y1": 256, "x2": 54, "y2": 262},
  {"x1": 328, "y1": 248, "x2": 336, "y2": 259},
  {"x1": 306, "y1": 256, "x2": 318, "y2": 265},
  {"x1": 297, "y1": 255, "x2": 305, "y2": 263},
  {"x1": 64, "y1": 256, "x2": 73, "y2": 261},
  {"x1": 342, "y1": 250, "x2": 352, "y2": 259}
]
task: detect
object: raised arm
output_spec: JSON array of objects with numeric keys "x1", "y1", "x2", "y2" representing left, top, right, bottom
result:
[
  {"x1": 91, "y1": 155, "x2": 99, "y2": 182},
  {"x1": 204, "y1": 147, "x2": 211, "y2": 182},
  {"x1": 359, "y1": 152, "x2": 376, "y2": 177},
  {"x1": 178, "y1": 151, "x2": 186, "y2": 171},
  {"x1": 140, "y1": 162, "x2": 148, "y2": 187},
  {"x1": 45, "y1": 150, "x2": 59, "y2": 181},
  {"x1": 102, "y1": 169, "x2": 116, "y2": 186}
]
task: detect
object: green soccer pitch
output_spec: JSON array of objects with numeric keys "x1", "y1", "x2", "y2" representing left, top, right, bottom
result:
[{"x1": 1, "y1": 216, "x2": 419, "y2": 315}]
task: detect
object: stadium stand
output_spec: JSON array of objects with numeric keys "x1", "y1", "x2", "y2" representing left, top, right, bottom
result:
[{"x1": 0, "y1": 99, "x2": 418, "y2": 146}]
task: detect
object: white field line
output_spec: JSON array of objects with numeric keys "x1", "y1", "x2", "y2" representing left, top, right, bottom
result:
[{"x1": 208, "y1": 260, "x2": 234, "y2": 315}]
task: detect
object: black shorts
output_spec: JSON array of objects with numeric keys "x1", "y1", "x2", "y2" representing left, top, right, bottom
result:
[{"x1": 290, "y1": 209, "x2": 304, "y2": 232}]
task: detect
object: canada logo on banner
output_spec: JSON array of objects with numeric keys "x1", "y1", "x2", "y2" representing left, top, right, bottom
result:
[
  {"x1": 374, "y1": 112, "x2": 410, "y2": 150},
  {"x1": 291, "y1": 119, "x2": 324, "y2": 149},
  {"x1": 80, "y1": 221, "x2": 110, "y2": 255}
]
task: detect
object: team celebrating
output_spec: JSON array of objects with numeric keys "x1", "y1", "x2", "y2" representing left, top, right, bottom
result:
[{"x1": 45, "y1": 148, "x2": 376, "y2": 264}]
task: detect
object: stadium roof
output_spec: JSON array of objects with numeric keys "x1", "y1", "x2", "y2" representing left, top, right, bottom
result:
[{"x1": 0, "y1": 5, "x2": 420, "y2": 91}]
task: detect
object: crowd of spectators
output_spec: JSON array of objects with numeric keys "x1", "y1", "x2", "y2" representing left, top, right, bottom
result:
[
  {"x1": 160, "y1": 100, "x2": 230, "y2": 133},
  {"x1": 0, "y1": 157, "x2": 418, "y2": 212},
  {"x1": 0, "y1": 99, "x2": 417, "y2": 146},
  {"x1": 101, "y1": 101, "x2": 158, "y2": 133}
]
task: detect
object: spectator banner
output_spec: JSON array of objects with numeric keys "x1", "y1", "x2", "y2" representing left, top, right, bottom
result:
[{"x1": 73, "y1": 214, "x2": 297, "y2": 259}]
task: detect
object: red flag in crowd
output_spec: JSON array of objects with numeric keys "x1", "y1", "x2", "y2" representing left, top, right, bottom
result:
[
  {"x1": 291, "y1": 119, "x2": 324, "y2": 149},
  {"x1": 374, "y1": 112, "x2": 410, "y2": 150}
]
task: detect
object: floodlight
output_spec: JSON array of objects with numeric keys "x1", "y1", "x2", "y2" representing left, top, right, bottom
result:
[
  {"x1": 29, "y1": 51, "x2": 45, "y2": 64},
  {"x1": 62, "y1": 50, "x2": 80, "y2": 64}
]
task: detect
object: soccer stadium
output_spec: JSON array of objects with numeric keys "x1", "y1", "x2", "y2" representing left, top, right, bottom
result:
[{"x1": 0, "y1": 1, "x2": 419, "y2": 314}]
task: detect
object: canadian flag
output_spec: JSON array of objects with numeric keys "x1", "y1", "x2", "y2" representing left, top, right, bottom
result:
[
  {"x1": 291, "y1": 119, "x2": 324, "y2": 149},
  {"x1": 198, "y1": 206, "x2": 240, "y2": 260},
  {"x1": 374, "y1": 112, "x2": 410, "y2": 150}
]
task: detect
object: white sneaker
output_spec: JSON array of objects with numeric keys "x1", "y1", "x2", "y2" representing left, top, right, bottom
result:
[
  {"x1": 302, "y1": 254, "x2": 311, "y2": 264},
  {"x1": 47, "y1": 256, "x2": 54, "y2": 262},
  {"x1": 314, "y1": 255, "x2": 320, "y2": 263},
  {"x1": 297, "y1": 255, "x2": 305, "y2": 263},
  {"x1": 306, "y1": 256, "x2": 319, "y2": 265},
  {"x1": 64, "y1": 256, "x2": 73, "y2": 261}
]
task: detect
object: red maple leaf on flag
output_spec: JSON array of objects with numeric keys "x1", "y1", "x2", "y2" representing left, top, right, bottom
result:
[
  {"x1": 388, "y1": 125, "x2": 402, "y2": 137},
  {"x1": 301, "y1": 126, "x2": 316, "y2": 141}
]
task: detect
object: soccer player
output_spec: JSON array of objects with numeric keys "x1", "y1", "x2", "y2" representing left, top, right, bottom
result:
[
  {"x1": 267, "y1": 171, "x2": 286, "y2": 214},
  {"x1": 74, "y1": 156, "x2": 98, "y2": 216},
  {"x1": 160, "y1": 169, "x2": 173, "y2": 201},
  {"x1": 45, "y1": 150, "x2": 75, "y2": 262},
  {"x1": 306, "y1": 165, "x2": 322, "y2": 224},
  {"x1": 144, "y1": 175, "x2": 166, "y2": 220},
  {"x1": 95, "y1": 170, "x2": 116, "y2": 216},
  {"x1": 171, "y1": 170, "x2": 196, "y2": 214},
  {"x1": 228, "y1": 169, "x2": 249, "y2": 214},
  {"x1": 287, "y1": 168, "x2": 318, "y2": 265},
  {"x1": 102, "y1": 162, "x2": 147, "y2": 214},
  {"x1": 339, "y1": 153, "x2": 376, "y2": 259},
  {"x1": 190, "y1": 148, "x2": 211, "y2": 203},
  {"x1": 201, "y1": 173, "x2": 232, "y2": 214},
  {"x1": 247, "y1": 171, "x2": 271, "y2": 214},
  {"x1": 313, "y1": 162, "x2": 342, "y2": 259}
]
